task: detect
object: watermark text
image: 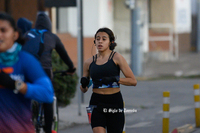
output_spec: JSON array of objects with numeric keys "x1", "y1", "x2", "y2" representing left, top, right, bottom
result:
[{"x1": 103, "y1": 108, "x2": 137, "y2": 113}]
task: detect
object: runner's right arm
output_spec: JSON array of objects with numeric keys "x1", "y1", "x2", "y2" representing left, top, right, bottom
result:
[
  {"x1": 80, "y1": 58, "x2": 92, "y2": 93},
  {"x1": 22, "y1": 52, "x2": 54, "y2": 103}
]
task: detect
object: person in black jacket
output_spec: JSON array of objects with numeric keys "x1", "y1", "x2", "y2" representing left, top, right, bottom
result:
[
  {"x1": 17, "y1": 0, "x2": 76, "y2": 132},
  {"x1": 36, "y1": 1, "x2": 76, "y2": 133}
]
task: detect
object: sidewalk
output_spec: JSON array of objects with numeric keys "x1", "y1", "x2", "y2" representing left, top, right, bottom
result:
[
  {"x1": 58, "y1": 104, "x2": 89, "y2": 130},
  {"x1": 142, "y1": 52, "x2": 200, "y2": 78},
  {"x1": 58, "y1": 51, "x2": 200, "y2": 132}
]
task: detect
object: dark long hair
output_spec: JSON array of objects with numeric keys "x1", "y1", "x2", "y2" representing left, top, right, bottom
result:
[
  {"x1": 0, "y1": 12, "x2": 25, "y2": 45},
  {"x1": 94, "y1": 27, "x2": 117, "y2": 50}
]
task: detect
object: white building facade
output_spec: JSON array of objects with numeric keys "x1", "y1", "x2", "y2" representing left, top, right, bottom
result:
[
  {"x1": 55, "y1": 0, "x2": 192, "y2": 63},
  {"x1": 56, "y1": 0, "x2": 149, "y2": 57}
]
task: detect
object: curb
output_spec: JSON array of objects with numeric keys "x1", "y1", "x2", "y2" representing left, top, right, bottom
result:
[{"x1": 170, "y1": 124, "x2": 195, "y2": 133}]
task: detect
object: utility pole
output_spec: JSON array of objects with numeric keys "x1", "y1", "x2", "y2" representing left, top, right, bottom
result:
[
  {"x1": 77, "y1": 0, "x2": 83, "y2": 116},
  {"x1": 197, "y1": 0, "x2": 200, "y2": 52},
  {"x1": 125, "y1": 0, "x2": 142, "y2": 76}
]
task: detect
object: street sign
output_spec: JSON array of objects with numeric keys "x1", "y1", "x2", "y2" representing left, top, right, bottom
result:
[{"x1": 45, "y1": 0, "x2": 76, "y2": 7}]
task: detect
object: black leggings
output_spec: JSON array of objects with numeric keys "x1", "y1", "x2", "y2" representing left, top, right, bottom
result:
[
  {"x1": 89, "y1": 91, "x2": 125, "y2": 133},
  {"x1": 43, "y1": 68, "x2": 53, "y2": 133}
]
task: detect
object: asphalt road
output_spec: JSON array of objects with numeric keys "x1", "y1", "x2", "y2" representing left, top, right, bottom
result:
[{"x1": 59, "y1": 78, "x2": 200, "y2": 133}]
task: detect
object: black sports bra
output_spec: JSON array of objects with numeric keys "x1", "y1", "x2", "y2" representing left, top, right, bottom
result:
[{"x1": 89, "y1": 51, "x2": 120, "y2": 89}]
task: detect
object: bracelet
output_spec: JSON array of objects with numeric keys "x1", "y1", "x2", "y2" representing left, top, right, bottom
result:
[{"x1": 14, "y1": 80, "x2": 24, "y2": 94}]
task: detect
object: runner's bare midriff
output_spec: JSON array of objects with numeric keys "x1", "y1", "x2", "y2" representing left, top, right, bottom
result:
[{"x1": 93, "y1": 88, "x2": 120, "y2": 95}]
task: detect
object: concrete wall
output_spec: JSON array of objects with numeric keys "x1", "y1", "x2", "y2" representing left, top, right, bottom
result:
[
  {"x1": 59, "y1": 0, "x2": 113, "y2": 37},
  {"x1": 99, "y1": 0, "x2": 114, "y2": 30},
  {"x1": 150, "y1": 0, "x2": 191, "y2": 53},
  {"x1": 58, "y1": 8, "x2": 68, "y2": 33},
  {"x1": 113, "y1": 0, "x2": 149, "y2": 52},
  {"x1": 64, "y1": 7, "x2": 77, "y2": 36},
  {"x1": 150, "y1": 0, "x2": 174, "y2": 24},
  {"x1": 179, "y1": 33, "x2": 191, "y2": 52},
  {"x1": 113, "y1": 0, "x2": 131, "y2": 51},
  {"x1": 83, "y1": 0, "x2": 99, "y2": 37},
  {"x1": 63, "y1": 0, "x2": 99, "y2": 37}
]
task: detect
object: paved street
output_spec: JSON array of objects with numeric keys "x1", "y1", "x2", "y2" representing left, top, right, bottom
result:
[
  {"x1": 59, "y1": 78, "x2": 200, "y2": 133},
  {"x1": 57, "y1": 51, "x2": 200, "y2": 133}
]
